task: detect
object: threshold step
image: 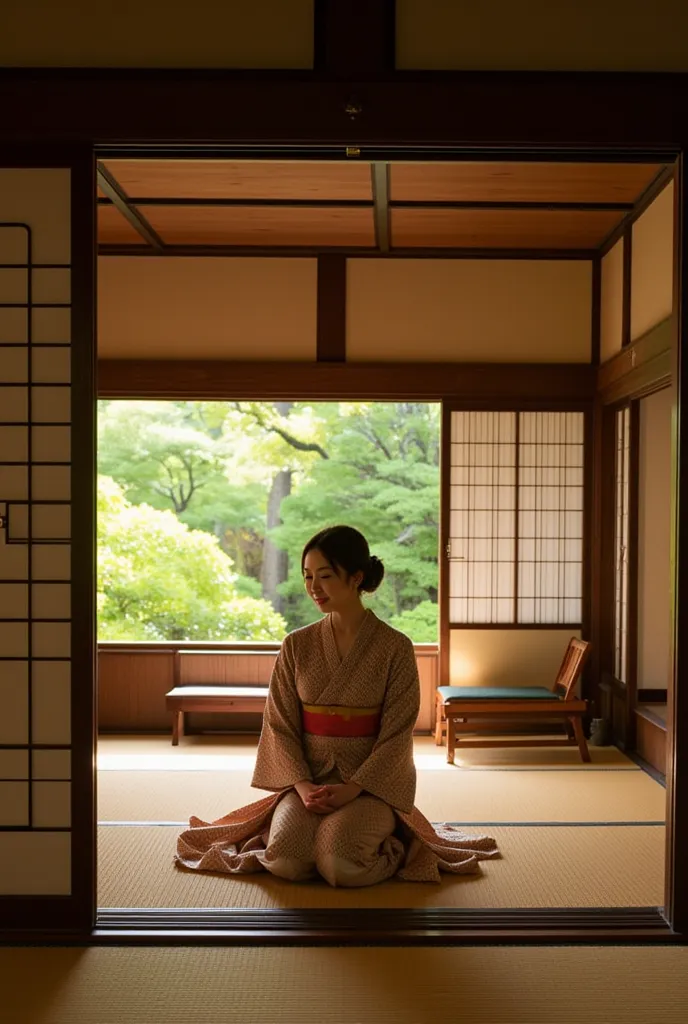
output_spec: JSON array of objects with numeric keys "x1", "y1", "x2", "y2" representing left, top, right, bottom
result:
[{"x1": 636, "y1": 704, "x2": 668, "y2": 731}]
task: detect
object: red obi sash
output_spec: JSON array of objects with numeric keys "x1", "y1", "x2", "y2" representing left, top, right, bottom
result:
[{"x1": 302, "y1": 703, "x2": 382, "y2": 738}]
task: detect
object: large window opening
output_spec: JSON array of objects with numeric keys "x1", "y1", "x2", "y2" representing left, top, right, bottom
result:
[{"x1": 97, "y1": 399, "x2": 440, "y2": 643}]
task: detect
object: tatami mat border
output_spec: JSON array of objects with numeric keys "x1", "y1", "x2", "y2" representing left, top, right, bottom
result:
[{"x1": 98, "y1": 819, "x2": 666, "y2": 828}]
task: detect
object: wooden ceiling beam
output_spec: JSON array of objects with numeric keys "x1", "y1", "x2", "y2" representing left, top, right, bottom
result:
[
  {"x1": 96, "y1": 162, "x2": 164, "y2": 251},
  {"x1": 97, "y1": 197, "x2": 373, "y2": 209},
  {"x1": 371, "y1": 162, "x2": 390, "y2": 252},
  {"x1": 96, "y1": 196, "x2": 634, "y2": 213},
  {"x1": 390, "y1": 200, "x2": 633, "y2": 212},
  {"x1": 98, "y1": 244, "x2": 597, "y2": 260}
]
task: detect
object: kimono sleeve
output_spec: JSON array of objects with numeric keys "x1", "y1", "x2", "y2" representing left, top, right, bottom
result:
[
  {"x1": 349, "y1": 634, "x2": 419, "y2": 813},
  {"x1": 251, "y1": 633, "x2": 312, "y2": 792}
]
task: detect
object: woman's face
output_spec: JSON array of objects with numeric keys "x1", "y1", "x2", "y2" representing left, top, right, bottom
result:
[{"x1": 303, "y1": 548, "x2": 362, "y2": 614}]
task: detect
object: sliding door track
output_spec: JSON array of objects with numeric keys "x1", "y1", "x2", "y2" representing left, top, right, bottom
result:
[{"x1": 94, "y1": 906, "x2": 677, "y2": 945}]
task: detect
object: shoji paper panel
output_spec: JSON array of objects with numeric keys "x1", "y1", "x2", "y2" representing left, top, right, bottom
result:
[
  {"x1": 449, "y1": 410, "x2": 584, "y2": 625},
  {"x1": 0, "y1": 169, "x2": 72, "y2": 893}
]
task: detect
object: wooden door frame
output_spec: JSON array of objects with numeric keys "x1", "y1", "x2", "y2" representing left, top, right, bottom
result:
[
  {"x1": 1, "y1": 68, "x2": 688, "y2": 944},
  {"x1": 598, "y1": 398, "x2": 640, "y2": 750},
  {"x1": 596, "y1": 321, "x2": 674, "y2": 742}
]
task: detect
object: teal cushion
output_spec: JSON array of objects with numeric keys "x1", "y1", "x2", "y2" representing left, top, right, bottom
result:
[{"x1": 438, "y1": 686, "x2": 559, "y2": 702}]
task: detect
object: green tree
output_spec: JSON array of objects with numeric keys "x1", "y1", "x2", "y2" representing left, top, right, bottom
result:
[
  {"x1": 98, "y1": 399, "x2": 266, "y2": 581},
  {"x1": 269, "y1": 402, "x2": 440, "y2": 632},
  {"x1": 98, "y1": 401, "x2": 222, "y2": 515},
  {"x1": 97, "y1": 476, "x2": 286, "y2": 641},
  {"x1": 389, "y1": 600, "x2": 439, "y2": 643}
]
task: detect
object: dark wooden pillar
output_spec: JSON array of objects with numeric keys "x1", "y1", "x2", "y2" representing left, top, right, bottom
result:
[
  {"x1": 665, "y1": 158, "x2": 688, "y2": 932},
  {"x1": 316, "y1": 254, "x2": 347, "y2": 362}
]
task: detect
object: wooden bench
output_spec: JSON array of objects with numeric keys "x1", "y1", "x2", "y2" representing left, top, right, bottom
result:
[
  {"x1": 434, "y1": 637, "x2": 591, "y2": 765},
  {"x1": 165, "y1": 650, "x2": 272, "y2": 744},
  {"x1": 165, "y1": 685, "x2": 269, "y2": 745}
]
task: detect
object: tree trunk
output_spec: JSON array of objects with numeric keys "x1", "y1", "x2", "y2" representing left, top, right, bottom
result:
[
  {"x1": 260, "y1": 402, "x2": 294, "y2": 614},
  {"x1": 213, "y1": 521, "x2": 233, "y2": 559},
  {"x1": 261, "y1": 469, "x2": 292, "y2": 614}
]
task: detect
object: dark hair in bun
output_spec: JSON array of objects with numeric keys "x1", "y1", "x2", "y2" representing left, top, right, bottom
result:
[
  {"x1": 301, "y1": 525, "x2": 385, "y2": 594},
  {"x1": 364, "y1": 555, "x2": 385, "y2": 593}
]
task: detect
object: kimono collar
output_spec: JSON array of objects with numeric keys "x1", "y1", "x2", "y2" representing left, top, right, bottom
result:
[{"x1": 324, "y1": 607, "x2": 376, "y2": 672}]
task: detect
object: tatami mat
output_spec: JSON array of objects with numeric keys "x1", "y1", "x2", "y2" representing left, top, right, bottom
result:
[
  {"x1": 98, "y1": 823, "x2": 665, "y2": 909},
  {"x1": 98, "y1": 733, "x2": 639, "y2": 771},
  {"x1": 97, "y1": 764, "x2": 665, "y2": 824},
  {"x1": 2, "y1": 945, "x2": 688, "y2": 1024}
]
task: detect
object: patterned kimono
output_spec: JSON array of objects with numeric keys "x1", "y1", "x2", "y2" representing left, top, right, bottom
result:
[{"x1": 176, "y1": 610, "x2": 499, "y2": 883}]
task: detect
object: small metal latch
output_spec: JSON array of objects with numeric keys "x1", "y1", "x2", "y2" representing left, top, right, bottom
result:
[
  {"x1": 346, "y1": 146, "x2": 361, "y2": 158},
  {"x1": 343, "y1": 98, "x2": 363, "y2": 121}
]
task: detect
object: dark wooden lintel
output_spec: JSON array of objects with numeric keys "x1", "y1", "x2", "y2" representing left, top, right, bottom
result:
[
  {"x1": 97, "y1": 359, "x2": 596, "y2": 402},
  {"x1": 1, "y1": 72, "x2": 687, "y2": 150}
]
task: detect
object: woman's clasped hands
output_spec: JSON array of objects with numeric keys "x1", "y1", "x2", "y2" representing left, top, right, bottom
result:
[{"x1": 294, "y1": 779, "x2": 362, "y2": 814}]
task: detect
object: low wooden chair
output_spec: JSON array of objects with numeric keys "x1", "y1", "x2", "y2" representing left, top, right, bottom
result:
[{"x1": 435, "y1": 637, "x2": 591, "y2": 765}]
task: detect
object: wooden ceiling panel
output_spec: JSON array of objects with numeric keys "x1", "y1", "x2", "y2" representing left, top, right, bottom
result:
[
  {"x1": 391, "y1": 208, "x2": 625, "y2": 250},
  {"x1": 98, "y1": 205, "x2": 148, "y2": 245},
  {"x1": 391, "y1": 162, "x2": 664, "y2": 204},
  {"x1": 141, "y1": 205, "x2": 376, "y2": 247},
  {"x1": 102, "y1": 160, "x2": 373, "y2": 201}
]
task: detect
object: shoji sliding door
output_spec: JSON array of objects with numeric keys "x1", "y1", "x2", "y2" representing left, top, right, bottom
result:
[{"x1": 0, "y1": 153, "x2": 95, "y2": 932}]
